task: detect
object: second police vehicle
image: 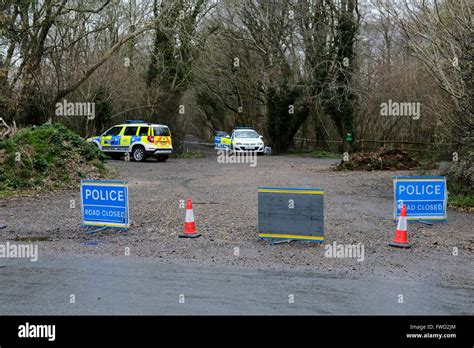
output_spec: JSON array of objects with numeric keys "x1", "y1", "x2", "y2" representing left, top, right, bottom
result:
[{"x1": 214, "y1": 127, "x2": 265, "y2": 154}]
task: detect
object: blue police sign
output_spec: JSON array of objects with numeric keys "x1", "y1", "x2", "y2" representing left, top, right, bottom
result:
[
  {"x1": 393, "y1": 176, "x2": 447, "y2": 221},
  {"x1": 81, "y1": 179, "x2": 129, "y2": 229}
]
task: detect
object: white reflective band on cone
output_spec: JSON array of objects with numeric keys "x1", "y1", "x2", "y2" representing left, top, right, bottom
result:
[
  {"x1": 186, "y1": 209, "x2": 194, "y2": 222},
  {"x1": 397, "y1": 216, "x2": 407, "y2": 231}
]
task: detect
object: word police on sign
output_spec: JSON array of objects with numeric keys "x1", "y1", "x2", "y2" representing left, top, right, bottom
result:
[
  {"x1": 393, "y1": 176, "x2": 447, "y2": 221},
  {"x1": 81, "y1": 179, "x2": 129, "y2": 228}
]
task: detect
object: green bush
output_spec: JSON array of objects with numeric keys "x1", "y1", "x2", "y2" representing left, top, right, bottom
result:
[
  {"x1": 449, "y1": 194, "x2": 474, "y2": 209},
  {"x1": 444, "y1": 151, "x2": 473, "y2": 196},
  {"x1": 441, "y1": 150, "x2": 474, "y2": 208},
  {"x1": 33, "y1": 156, "x2": 49, "y2": 172},
  {"x1": 80, "y1": 141, "x2": 105, "y2": 161},
  {"x1": 0, "y1": 123, "x2": 110, "y2": 196}
]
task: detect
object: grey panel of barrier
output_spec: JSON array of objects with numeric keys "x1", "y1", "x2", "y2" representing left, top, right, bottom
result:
[{"x1": 257, "y1": 187, "x2": 324, "y2": 242}]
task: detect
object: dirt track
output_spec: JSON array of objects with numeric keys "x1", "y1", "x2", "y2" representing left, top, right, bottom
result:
[{"x1": 0, "y1": 144, "x2": 473, "y2": 288}]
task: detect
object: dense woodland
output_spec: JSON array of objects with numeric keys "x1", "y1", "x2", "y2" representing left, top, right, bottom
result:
[{"x1": 0, "y1": 0, "x2": 472, "y2": 156}]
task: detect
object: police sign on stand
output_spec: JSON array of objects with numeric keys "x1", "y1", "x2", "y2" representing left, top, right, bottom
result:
[
  {"x1": 81, "y1": 179, "x2": 129, "y2": 228},
  {"x1": 393, "y1": 176, "x2": 447, "y2": 221}
]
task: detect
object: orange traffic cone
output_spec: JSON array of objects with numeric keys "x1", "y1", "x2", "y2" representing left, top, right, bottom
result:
[
  {"x1": 389, "y1": 204, "x2": 411, "y2": 248},
  {"x1": 179, "y1": 198, "x2": 201, "y2": 238}
]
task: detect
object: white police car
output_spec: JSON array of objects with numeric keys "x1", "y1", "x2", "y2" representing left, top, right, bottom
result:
[{"x1": 230, "y1": 127, "x2": 265, "y2": 154}]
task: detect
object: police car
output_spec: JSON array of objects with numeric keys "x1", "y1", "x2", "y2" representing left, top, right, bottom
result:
[
  {"x1": 214, "y1": 127, "x2": 265, "y2": 153},
  {"x1": 214, "y1": 131, "x2": 231, "y2": 150},
  {"x1": 87, "y1": 120, "x2": 172, "y2": 162},
  {"x1": 230, "y1": 127, "x2": 265, "y2": 153}
]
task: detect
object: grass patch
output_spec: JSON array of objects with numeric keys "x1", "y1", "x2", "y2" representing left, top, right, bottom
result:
[
  {"x1": 448, "y1": 194, "x2": 474, "y2": 210},
  {"x1": 0, "y1": 123, "x2": 112, "y2": 197},
  {"x1": 171, "y1": 150, "x2": 204, "y2": 158}
]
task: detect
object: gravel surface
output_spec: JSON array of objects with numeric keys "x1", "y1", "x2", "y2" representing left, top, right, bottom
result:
[{"x1": 1, "y1": 142, "x2": 473, "y2": 288}]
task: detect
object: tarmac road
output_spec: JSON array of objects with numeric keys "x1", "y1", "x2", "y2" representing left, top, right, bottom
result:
[{"x1": 0, "y1": 255, "x2": 472, "y2": 315}]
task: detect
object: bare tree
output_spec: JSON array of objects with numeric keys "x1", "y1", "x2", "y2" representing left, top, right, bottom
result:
[
  {"x1": 0, "y1": 0, "x2": 177, "y2": 125},
  {"x1": 382, "y1": 0, "x2": 473, "y2": 146}
]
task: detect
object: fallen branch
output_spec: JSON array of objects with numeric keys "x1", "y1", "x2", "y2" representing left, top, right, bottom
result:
[{"x1": 0, "y1": 118, "x2": 16, "y2": 140}]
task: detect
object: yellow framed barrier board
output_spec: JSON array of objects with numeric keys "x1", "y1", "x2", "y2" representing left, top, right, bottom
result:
[{"x1": 258, "y1": 187, "x2": 324, "y2": 242}]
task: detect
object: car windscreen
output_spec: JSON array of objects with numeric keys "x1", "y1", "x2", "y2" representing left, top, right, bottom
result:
[
  {"x1": 235, "y1": 130, "x2": 258, "y2": 138},
  {"x1": 154, "y1": 127, "x2": 170, "y2": 136}
]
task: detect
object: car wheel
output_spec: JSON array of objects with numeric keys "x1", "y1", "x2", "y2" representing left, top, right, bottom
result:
[
  {"x1": 132, "y1": 146, "x2": 146, "y2": 162},
  {"x1": 155, "y1": 154, "x2": 169, "y2": 162}
]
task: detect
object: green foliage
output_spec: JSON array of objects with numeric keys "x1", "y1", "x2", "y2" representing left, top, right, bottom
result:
[
  {"x1": 443, "y1": 150, "x2": 473, "y2": 198},
  {"x1": 0, "y1": 123, "x2": 109, "y2": 196},
  {"x1": 33, "y1": 155, "x2": 48, "y2": 172},
  {"x1": 81, "y1": 142, "x2": 106, "y2": 161},
  {"x1": 449, "y1": 194, "x2": 474, "y2": 209},
  {"x1": 171, "y1": 150, "x2": 204, "y2": 158}
]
